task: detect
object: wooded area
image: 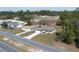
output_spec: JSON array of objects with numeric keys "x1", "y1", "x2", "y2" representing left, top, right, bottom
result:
[{"x1": 56, "y1": 8, "x2": 79, "y2": 48}]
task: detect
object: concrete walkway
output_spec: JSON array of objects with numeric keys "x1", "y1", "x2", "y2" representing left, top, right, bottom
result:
[
  {"x1": 24, "y1": 31, "x2": 41, "y2": 39},
  {"x1": 16, "y1": 28, "x2": 31, "y2": 35}
]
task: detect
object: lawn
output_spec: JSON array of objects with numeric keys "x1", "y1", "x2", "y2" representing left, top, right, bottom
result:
[
  {"x1": 33, "y1": 33, "x2": 56, "y2": 46},
  {"x1": 55, "y1": 26, "x2": 63, "y2": 32},
  {"x1": 20, "y1": 31, "x2": 34, "y2": 37},
  {"x1": 0, "y1": 28, "x2": 24, "y2": 34},
  {"x1": 32, "y1": 26, "x2": 60, "y2": 46}
]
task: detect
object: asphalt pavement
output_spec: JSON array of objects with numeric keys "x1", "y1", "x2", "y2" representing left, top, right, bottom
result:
[
  {"x1": 0, "y1": 31, "x2": 66, "y2": 52},
  {"x1": 0, "y1": 41, "x2": 19, "y2": 52},
  {"x1": 0, "y1": 47, "x2": 7, "y2": 52}
]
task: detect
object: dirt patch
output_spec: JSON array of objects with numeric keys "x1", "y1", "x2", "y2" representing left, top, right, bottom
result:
[{"x1": 53, "y1": 41, "x2": 79, "y2": 52}]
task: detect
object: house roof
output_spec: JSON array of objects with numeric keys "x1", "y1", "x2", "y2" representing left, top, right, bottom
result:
[
  {"x1": 5, "y1": 19, "x2": 25, "y2": 24},
  {"x1": 35, "y1": 26, "x2": 54, "y2": 31},
  {"x1": 6, "y1": 21, "x2": 21, "y2": 26}
]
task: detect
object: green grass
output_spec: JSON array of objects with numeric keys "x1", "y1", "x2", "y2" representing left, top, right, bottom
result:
[
  {"x1": 0, "y1": 28, "x2": 24, "y2": 34},
  {"x1": 33, "y1": 33, "x2": 56, "y2": 46},
  {"x1": 7, "y1": 29, "x2": 24, "y2": 34},
  {"x1": 55, "y1": 26, "x2": 63, "y2": 32},
  {"x1": 20, "y1": 31, "x2": 34, "y2": 37}
]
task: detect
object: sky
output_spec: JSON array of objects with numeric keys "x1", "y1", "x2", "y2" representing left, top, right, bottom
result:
[{"x1": 0, "y1": 7, "x2": 77, "y2": 11}]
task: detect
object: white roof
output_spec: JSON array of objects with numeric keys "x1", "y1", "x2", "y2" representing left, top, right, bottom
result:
[
  {"x1": 0, "y1": 20, "x2": 6, "y2": 24},
  {"x1": 5, "y1": 19, "x2": 17, "y2": 22},
  {"x1": 5, "y1": 19, "x2": 25, "y2": 24},
  {"x1": 0, "y1": 19, "x2": 27, "y2": 25}
]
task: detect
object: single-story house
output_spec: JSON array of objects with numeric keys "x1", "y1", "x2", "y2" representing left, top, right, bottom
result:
[
  {"x1": 35, "y1": 26, "x2": 55, "y2": 33},
  {"x1": 6, "y1": 21, "x2": 24, "y2": 29},
  {"x1": 5, "y1": 19, "x2": 27, "y2": 25},
  {"x1": 0, "y1": 19, "x2": 27, "y2": 29}
]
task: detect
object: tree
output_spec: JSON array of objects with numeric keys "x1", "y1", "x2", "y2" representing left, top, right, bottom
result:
[
  {"x1": 27, "y1": 19, "x2": 32, "y2": 25},
  {"x1": 57, "y1": 10, "x2": 76, "y2": 44},
  {"x1": 1, "y1": 22, "x2": 8, "y2": 28},
  {"x1": 25, "y1": 15, "x2": 34, "y2": 25}
]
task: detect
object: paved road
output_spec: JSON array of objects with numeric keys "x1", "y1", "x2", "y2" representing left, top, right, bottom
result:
[
  {"x1": 0, "y1": 47, "x2": 7, "y2": 52},
  {"x1": 0, "y1": 31, "x2": 66, "y2": 52},
  {"x1": 0, "y1": 41, "x2": 19, "y2": 52}
]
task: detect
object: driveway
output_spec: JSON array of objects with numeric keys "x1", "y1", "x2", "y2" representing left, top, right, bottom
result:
[
  {"x1": 24, "y1": 31, "x2": 41, "y2": 39},
  {"x1": 16, "y1": 28, "x2": 31, "y2": 35}
]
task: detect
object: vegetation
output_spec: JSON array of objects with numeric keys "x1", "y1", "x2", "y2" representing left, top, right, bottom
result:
[
  {"x1": 33, "y1": 33, "x2": 56, "y2": 46},
  {"x1": 1, "y1": 22, "x2": 8, "y2": 28},
  {"x1": 0, "y1": 10, "x2": 56, "y2": 20},
  {"x1": 20, "y1": 31, "x2": 34, "y2": 37},
  {"x1": 0, "y1": 10, "x2": 58, "y2": 25},
  {"x1": 1, "y1": 28, "x2": 24, "y2": 34},
  {"x1": 56, "y1": 8, "x2": 79, "y2": 48}
]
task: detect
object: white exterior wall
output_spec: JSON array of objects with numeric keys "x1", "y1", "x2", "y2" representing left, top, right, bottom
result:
[
  {"x1": 16, "y1": 24, "x2": 23, "y2": 29},
  {"x1": 10, "y1": 25, "x2": 15, "y2": 28},
  {"x1": 35, "y1": 30, "x2": 41, "y2": 33}
]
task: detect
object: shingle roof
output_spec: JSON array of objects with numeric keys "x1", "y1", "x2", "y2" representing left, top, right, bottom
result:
[{"x1": 36, "y1": 26, "x2": 54, "y2": 31}]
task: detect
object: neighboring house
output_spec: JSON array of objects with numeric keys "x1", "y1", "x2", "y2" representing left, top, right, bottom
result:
[
  {"x1": 0, "y1": 20, "x2": 6, "y2": 24},
  {"x1": 0, "y1": 19, "x2": 27, "y2": 29},
  {"x1": 35, "y1": 26, "x2": 54, "y2": 33},
  {"x1": 5, "y1": 19, "x2": 27, "y2": 25},
  {"x1": 6, "y1": 21, "x2": 24, "y2": 29}
]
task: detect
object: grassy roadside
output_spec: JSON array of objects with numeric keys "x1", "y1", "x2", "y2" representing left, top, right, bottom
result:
[
  {"x1": 20, "y1": 31, "x2": 34, "y2": 37},
  {"x1": 0, "y1": 28, "x2": 24, "y2": 34},
  {"x1": 0, "y1": 35, "x2": 4, "y2": 41},
  {"x1": 3, "y1": 38, "x2": 39, "y2": 52},
  {"x1": 33, "y1": 33, "x2": 56, "y2": 46}
]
